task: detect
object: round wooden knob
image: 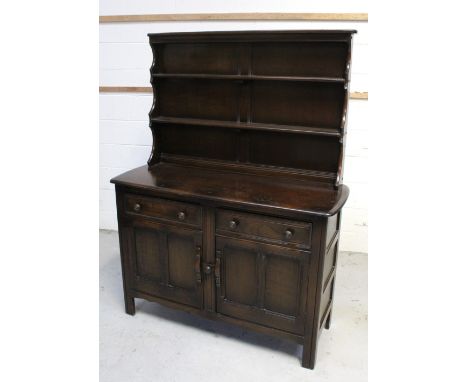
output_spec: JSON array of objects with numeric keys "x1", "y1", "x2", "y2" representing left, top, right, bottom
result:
[
  {"x1": 133, "y1": 203, "x2": 141, "y2": 212},
  {"x1": 229, "y1": 219, "x2": 238, "y2": 229},
  {"x1": 178, "y1": 211, "x2": 186, "y2": 221},
  {"x1": 204, "y1": 265, "x2": 212, "y2": 274},
  {"x1": 284, "y1": 229, "x2": 294, "y2": 240}
]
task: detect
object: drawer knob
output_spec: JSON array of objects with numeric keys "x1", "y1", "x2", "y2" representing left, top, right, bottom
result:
[
  {"x1": 229, "y1": 219, "x2": 239, "y2": 229},
  {"x1": 133, "y1": 203, "x2": 141, "y2": 212},
  {"x1": 204, "y1": 264, "x2": 212, "y2": 274},
  {"x1": 178, "y1": 211, "x2": 186, "y2": 221},
  {"x1": 284, "y1": 229, "x2": 294, "y2": 240}
]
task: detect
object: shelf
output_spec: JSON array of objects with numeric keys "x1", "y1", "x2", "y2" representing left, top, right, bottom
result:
[
  {"x1": 151, "y1": 73, "x2": 346, "y2": 84},
  {"x1": 151, "y1": 116, "x2": 342, "y2": 137}
]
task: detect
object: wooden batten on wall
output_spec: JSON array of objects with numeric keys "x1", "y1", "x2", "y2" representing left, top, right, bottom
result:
[
  {"x1": 98, "y1": 87, "x2": 368, "y2": 100},
  {"x1": 99, "y1": 13, "x2": 368, "y2": 23},
  {"x1": 349, "y1": 92, "x2": 368, "y2": 100}
]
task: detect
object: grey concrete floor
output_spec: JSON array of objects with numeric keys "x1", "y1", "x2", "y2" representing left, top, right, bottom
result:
[{"x1": 100, "y1": 229, "x2": 367, "y2": 382}]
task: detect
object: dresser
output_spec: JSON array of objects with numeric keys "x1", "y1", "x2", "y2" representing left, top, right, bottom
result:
[{"x1": 111, "y1": 30, "x2": 355, "y2": 369}]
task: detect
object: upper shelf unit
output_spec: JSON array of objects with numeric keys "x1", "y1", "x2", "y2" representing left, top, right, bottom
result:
[
  {"x1": 147, "y1": 30, "x2": 356, "y2": 185},
  {"x1": 150, "y1": 40, "x2": 350, "y2": 80}
]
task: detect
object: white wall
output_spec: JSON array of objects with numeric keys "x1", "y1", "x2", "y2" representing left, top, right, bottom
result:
[
  {"x1": 99, "y1": 2, "x2": 368, "y2": 253},
  {"x1": 100, "y1": 0, "x2": 369, "y2": 15}
]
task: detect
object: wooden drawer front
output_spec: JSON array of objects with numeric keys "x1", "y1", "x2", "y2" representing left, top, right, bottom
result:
[
  {"x1": 124, "y1": 194, "x2": 202, "y2": 227},
  {"x1": 216, "y1": 209, "x2": 312, "y2": 248}
]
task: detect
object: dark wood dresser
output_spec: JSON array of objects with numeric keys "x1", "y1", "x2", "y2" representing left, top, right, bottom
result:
[{"x1": 111, "y1": 30, "x2": 355, "y2": 369}]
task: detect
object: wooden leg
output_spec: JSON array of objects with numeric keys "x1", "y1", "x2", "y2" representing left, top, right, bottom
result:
[
  {"x1": 302, "y1": 340, "x2": 317, "y2": 370},
  {"x1": 117, "y1": 224, "x2": 135, "y2": 316},
  {"x1": 325, "y1": 309, "x2": 332, "y2": 329},
  {"x1": 124, "y1": 293, "x2": 135, "y2": 315},
  {"x1": 325, "y1": 277, "x2": 336, "y2": 330}
]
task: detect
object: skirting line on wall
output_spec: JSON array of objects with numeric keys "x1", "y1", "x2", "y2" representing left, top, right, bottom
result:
[
  {"x1": 99, "y1": 13, "x2": 368, "y2": 23},
  {"x1": 98, "y1": 86, "x2": 368, "y2": 100}
]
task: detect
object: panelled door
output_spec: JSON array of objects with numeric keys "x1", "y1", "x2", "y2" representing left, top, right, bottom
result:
[
  {"x1": 214, "y1": 236, "x2": 310, "y2": 335},
  {"x1": 126, "y1": 218, "x2": 203, "y2": 309}
]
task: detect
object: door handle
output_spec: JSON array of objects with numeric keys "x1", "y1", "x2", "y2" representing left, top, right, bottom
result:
[{"x1": 195, "y1": 245, "x2": 202, "y2": 284}]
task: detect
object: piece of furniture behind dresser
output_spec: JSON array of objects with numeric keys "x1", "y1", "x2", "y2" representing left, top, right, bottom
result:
[{"x1": 111, "y1": 30, "x2": 355, "y2": 369}]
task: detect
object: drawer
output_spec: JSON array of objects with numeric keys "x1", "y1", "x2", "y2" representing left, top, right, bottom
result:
[
  {"x1": 124, "y1": 194, "x2": 202, "y2": 227},
  {"x1": 216, "y1": 209, "x2": 312, "y2": 248}
]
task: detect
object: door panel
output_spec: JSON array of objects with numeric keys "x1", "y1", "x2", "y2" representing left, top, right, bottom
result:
[
  {"x1": 167, "y1": 231, "x2": 198, "y2": 289},
  {"x1": 134, "y1": 228, "x2": 164, "y2": 281},
  {"x1": 128, "y1": 219, "x2": 203, "y2": 309},
  {"x1": 223, "y1": 245, "x2": 258, "y2": 306},
  {"x1": 264, "y1": 256, "x2": 301, "y2": 317},
  {"x1": 216, "y1": 236, "x2": 310, "y2": 335}
]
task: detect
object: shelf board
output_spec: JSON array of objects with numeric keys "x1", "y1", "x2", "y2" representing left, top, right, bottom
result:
[
  {"x1": 151, "y1": 73, "x2": 345, "y2": 83},
  {"x1": 151, "y1": 116, "x2": 342, "y2": 137}
]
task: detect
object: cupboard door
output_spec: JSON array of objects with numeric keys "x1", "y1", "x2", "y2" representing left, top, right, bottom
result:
[
  {"x1": 215, "y1": 236, "x2": 311, "y2": 335},
  {"x1": 127, "y1": 219, "x2": 203, "y2": 309}
]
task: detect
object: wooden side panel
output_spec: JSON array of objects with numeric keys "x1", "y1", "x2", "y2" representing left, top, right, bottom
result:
[
  {"x1": 302, "y1": 216, "x2": 326, "y2": 369},
  {"x1": 323, "y1": 241, "x2": 338, "y2": 290},
  {"x1": 323, "y1": 212, "x2": 342, "y2": 330},
  {"x1": 326, "y1": 214, "x2": 338, "y2": 247},
  {"x1": 115, "y1": 188, "x2": 137, "y2": 315},
  {"x1": 319, "y1": 278, "x2": 333, "y2": 324}
]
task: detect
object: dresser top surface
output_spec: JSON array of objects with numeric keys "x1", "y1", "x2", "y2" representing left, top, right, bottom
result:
[
  {"x1": 148, "y1": 29, "x2": 356, "y2": 42},
  {"x1": 111, "y1": 163, "x2": 349, "y2": 218},
  {"x1": 148, "y1": 29, "x2": 356, "y2": 36}
]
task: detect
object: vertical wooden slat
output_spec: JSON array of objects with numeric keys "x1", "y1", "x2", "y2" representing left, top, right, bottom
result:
[
  {"x1": 257, "y1": 252, "x2": 266, "y2": 309},
  {"x1": 203, "y1": 207, "x2": 216, "y2": 312},
  {"x1": 336, "y1": 36, "x2": 353, "y2": 187},
  {"x1": 159, "y1": 231, "x2": 169, "y2": 286}
]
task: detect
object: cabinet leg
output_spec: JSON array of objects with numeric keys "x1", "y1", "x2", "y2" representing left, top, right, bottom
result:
[
  {"x1": 325, "y1": 309, "x2": 332, "y2": 330},
  {"x1": 325, "y1": 277, "x2": 336, "y2": 330},
  {"x1": 124, "y1": 293, "x2": 135, "y2": 316},
  {"x1": 302, "y1": 340, "x2": 317, "y2": 370}
]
